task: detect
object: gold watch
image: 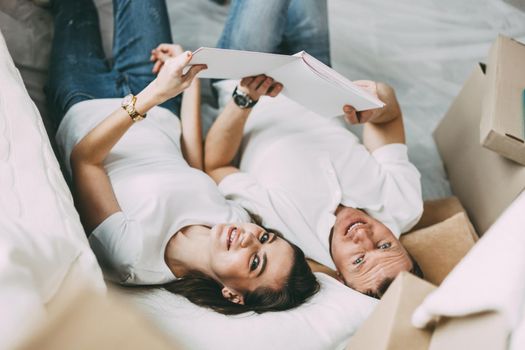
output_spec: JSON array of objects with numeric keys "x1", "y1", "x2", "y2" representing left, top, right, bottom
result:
[{"x1": 121, "y1": 94, "x2": 147, "y2": 122}]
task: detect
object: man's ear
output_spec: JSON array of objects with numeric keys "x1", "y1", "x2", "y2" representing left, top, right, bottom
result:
[{"x1": 221, "y1": 286, "x2": 245, "y2": 305}]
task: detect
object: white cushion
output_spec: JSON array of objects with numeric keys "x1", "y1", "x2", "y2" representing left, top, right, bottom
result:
[
  {"x1": 121, "y1": 273, "x2": 377, "y2": 350},
  {"x1": 0, "y1": 29, "x2": 105, "y2": 349}
]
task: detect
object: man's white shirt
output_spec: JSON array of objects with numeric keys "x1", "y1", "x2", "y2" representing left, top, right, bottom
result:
[{"x1": 215, "y1": 80, "x2": 423, "y2": 269}]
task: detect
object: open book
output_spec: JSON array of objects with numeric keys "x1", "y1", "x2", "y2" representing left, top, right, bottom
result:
[{"x1": 189, "y1": 47, "x2": 384, "y2": 117}]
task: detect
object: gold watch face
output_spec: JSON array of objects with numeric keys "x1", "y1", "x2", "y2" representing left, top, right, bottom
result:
[{"x1": 122, "y1": 94, "x2": 134, "y2": 108}]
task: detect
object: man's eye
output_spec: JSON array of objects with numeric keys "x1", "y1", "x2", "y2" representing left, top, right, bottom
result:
[
  {"x1": 378, "y1": 242, "x2": 391, "y2": 250},
  {"x1": 250, "y1": 255, "x2": 260, "y2": 271},
  {"x1": 259, "y1": 232, "x2": 270, "y2": 243},
  {"x1": 353, "y1": 256, "x2": 364, "y2": 265}
]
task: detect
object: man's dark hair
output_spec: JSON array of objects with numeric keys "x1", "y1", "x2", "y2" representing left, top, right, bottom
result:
[{"x1": 366, "y1": 253, "x2": 424, "y2": 299}]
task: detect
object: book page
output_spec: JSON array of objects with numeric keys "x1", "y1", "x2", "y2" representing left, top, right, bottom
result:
[
  {"x1": 189, "y1": 47, "x2": 297, "y2": 79},
  {"x1": 268, "y1": 59, "x2": 383, "y2": 117}
]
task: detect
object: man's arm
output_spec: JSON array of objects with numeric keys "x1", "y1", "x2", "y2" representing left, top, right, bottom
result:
[
  {"x1": 343, "y1": 81, "x2": 405, "y2": 152},
  {"x1": 204, "y1": 75, "x2": 282, "y2": 183}
]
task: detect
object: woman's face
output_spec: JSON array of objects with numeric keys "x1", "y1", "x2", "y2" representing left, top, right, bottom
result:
[{"x1": 209, "y1": 223, "x2": 294, "y2": 303}]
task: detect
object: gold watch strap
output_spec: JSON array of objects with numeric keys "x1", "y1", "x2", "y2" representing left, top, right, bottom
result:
[{"x1": 122, "y1": 94, "x2": 147, "y2": 122}]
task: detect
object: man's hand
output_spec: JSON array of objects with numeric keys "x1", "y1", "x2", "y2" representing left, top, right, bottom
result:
[
  {"x1": 150, "y1": 43, "x2": 185, "y2": 74},
  {"x1": 238, "y1": 74, "x2": 283, "y2": 101},
  {"x1": 343, "y1": 81, "x2": 402, "y2": 125}
]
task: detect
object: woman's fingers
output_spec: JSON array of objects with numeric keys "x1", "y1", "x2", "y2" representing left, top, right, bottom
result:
[
  {"x1": 152, "y1": 60, "x2": 163, "y2": 74},
  {"x1": 183, "y1": 64, "x2": 207, "y2": 83}
]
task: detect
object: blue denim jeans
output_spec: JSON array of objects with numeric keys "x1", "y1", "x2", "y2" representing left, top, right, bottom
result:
[
  {"x1": 47, "y1": 0, "x2": 181, "y2": 126},
  {"x1": 217, "y1": 0, "x2": 331, "y2": 66}
]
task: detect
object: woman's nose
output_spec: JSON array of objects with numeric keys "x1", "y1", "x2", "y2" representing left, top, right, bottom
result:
[{"x1": 240, "y1": 231, "x2": 257, "y2": 248}]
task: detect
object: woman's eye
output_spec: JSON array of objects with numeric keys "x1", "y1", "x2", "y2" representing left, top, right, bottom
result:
[
  {"x1": 250, "y1": 255, "x2": 260, "y2": 271},
  {"x1": 378, "y1": 242, "x2": 391, "y2": 250},
  {"x1": 259, "y1": 232, "x2": 270, "y2": 243},
  {"x1": 353, "y1": 256, "x2": 364, "y2": 265}
]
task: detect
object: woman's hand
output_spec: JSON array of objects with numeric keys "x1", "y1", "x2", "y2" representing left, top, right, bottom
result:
[
  {"x1": 150, "y1": 51, "x2": 207, "y2": 104},
  {"x1": 238, "y1": 74, "x2": 283, "y2": 101},
  {"x1": 150, "y1": 43, "x2": 185, "y2": 74},
  {"x1": 343, "y1": 81, "x2": 401, "y2": 125}
]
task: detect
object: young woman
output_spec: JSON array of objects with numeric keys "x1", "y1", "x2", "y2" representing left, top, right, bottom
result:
[{"x1": 47, "y1": 0, "x2": 318, "y2": 315}]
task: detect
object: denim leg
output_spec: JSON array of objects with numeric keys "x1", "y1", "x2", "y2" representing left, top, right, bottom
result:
[
  {"x1": 47, "y1": 0, "x2": 119, "y2": 126},
  {"x1": 282, "y1": 0, "x2": 331, "y2": 66},
  {"x1": 112, "y1": 0, "x2": 180, "y2": 115},
  {"x1": 217, "y1": 0, "x2": 291, "y2": 53}
]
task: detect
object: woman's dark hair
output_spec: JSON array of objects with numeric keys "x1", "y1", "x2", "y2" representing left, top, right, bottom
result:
[{"x1": 163, "y1": 213, "x2": 319, "y2": 315}]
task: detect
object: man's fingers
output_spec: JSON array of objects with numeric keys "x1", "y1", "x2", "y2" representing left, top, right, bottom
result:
[
  {"x1": 267, "y1": 83, "x2": 283, "y2": 97},
  {"x1": 343, "y1": 105, "x2": 360, "y2": 124},
  {"x1": 240, "y1": 76, "x2": 254, "y2": 87},
  {"x1": 256, "y1": 77, "x2": 273, "y2": 94},
  {"x1": 248, "y1": 75, "x2": 266, "y2": 90}
]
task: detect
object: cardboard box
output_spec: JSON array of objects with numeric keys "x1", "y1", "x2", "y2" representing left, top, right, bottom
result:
[
  {"x1": 480, "y1": 35, "x2": 525, "y2": 165},
  {"x1": 346, "y1": 272, "x2": 436, "y2": 350},
  {"x1": 433, "y1": 63, "x2": 525, "y2": 234},
  {"x1": 18, "y1": 287, "x2": 180, "y2": 350},
  {"x1": 346, "y1": 274, "x2": 507, "y2": 350}
]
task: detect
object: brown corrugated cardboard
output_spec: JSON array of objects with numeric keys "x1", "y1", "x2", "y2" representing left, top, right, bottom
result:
[
  {"x1": 433, "y1": 63, "x2": 525, "y2": 234},
  {"x1": 480, "y1": 35, "x2": 525, "y2": 165},
  {"x1": 410, "y1": 196, "x2": 467, "y2": 231},
  {"x1": 429, "y1": 312, "x2": 507, "y2": 350},
  {"x1": 346, "y1": 272, "x2": 436, "y2": 350},
  {"x1": 401, "y1": 212, "x2": 477, "y2": 286},
  {"x1": 18, "y1": 287, "x2": 179, "y2": 350}
]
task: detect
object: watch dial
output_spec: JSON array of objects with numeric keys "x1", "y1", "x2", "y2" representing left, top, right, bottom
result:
[
  {"x1": 122, "y1": 94, "x2": 132, "y2": 107},
  {"x1": 235, "y1": 94, "x2": 248, "y2": 107}
]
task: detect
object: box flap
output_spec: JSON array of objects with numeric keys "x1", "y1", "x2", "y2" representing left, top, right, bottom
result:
[
  {"x1": 480, "y1": 35, "x2": 525, "y2": 164},
  {"x1": 346, "y1": 273, "x2": 435, "y2": 350}
]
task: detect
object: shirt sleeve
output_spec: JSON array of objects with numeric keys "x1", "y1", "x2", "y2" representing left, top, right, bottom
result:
[
  {"x1": 341, "y1": 143, "x2": 423, "y2": 237},
  {"x1": 88, "y1": 212, "x2": 142, "y2": 284},
  {"x1": 218, "y1": 172, "x2": 273, "y2": 220}
]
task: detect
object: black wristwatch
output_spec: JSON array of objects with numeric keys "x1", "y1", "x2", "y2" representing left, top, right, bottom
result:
[{"x1": 232, "y1": 86, "x2": 258, "y2": 109}]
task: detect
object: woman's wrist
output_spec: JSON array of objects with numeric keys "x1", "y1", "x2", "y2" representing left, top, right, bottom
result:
[{"x1": 136, "y1": 82, "x2": 166, "y2": 113}]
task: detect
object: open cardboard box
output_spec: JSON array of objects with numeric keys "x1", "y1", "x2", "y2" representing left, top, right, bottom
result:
[{"x1": 347, "y1": 35, "x2": 525, "y2": 350}]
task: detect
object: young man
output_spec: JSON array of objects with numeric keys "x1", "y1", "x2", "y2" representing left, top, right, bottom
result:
[{"x1": 205, "y1": 0, "x2": 423, "y2": 297}]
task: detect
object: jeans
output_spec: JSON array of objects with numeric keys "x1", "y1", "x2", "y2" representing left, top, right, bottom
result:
[
  {"x1": 47, "y1": 0, "x2": 181, "y2": 126},
  {"x1": 217, "y1": 0, "x2": 331, "y2": 66}
]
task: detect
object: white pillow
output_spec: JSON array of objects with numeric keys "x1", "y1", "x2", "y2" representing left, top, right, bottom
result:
[
  {"x1": 120, "y1": 273, "x2": 377, "y2": 350},
  {"x1": 0, "y1": 29, "x2": 105, "y2": 349}
]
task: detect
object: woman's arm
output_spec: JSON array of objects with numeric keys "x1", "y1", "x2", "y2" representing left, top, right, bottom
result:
[
  {"x1": 204, "y1": 75, "x2": 282, "y2": 183},
  {"x1": 151, "y1": 44, "x2": 203, "y2": 169},
  {"x1": 71, "y1": 52, "x2": 206, "y2": 232},
  {"x1": 180, "y1": 78, "x2": 203, "y2": 170}
]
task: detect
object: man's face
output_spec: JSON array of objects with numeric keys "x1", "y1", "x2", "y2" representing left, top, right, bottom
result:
[{"x1": 329, "y1": 206, "x2": 412, "y2": 296}]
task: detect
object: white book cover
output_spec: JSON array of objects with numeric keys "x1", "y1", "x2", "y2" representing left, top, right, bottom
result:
[{"x1": 190, "y1": 47, "x2": 384, "y2": 117}]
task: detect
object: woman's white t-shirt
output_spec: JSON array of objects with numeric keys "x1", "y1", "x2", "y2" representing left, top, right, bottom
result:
[{"x1": 56, "y1": 99, "x2": 250, "y2": 285}]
